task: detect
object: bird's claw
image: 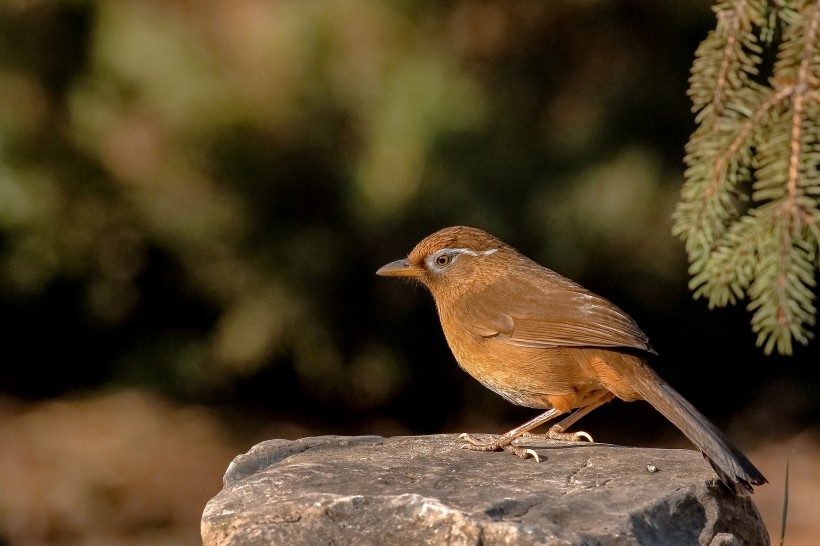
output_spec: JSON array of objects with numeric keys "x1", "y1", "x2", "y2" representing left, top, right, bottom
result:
[
  {"x1": 458, "y1": 433, "x2": 540, "y2": 462},
  {"x1": 511, "y1": 446, "x2": 540, "y2": 462},
  {"x1": 547, "y1": 424, "x2": 594, "y2": 443},
  {"x1": 458, "y1": 432, "x2": 495, "y2": 450},
  {"x1": 519, "y1": 425, "x2": 594, "y2": 443}
]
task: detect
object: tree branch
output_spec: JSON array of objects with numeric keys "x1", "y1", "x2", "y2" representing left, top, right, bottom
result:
[
  {"x1": 712, "y1": 0, "x2": 749, "y2": 121},
  {"x1": 782, "y1": 0, "x2": 820, "y2": 225}
]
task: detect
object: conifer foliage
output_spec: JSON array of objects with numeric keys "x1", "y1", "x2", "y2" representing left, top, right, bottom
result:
[{"x1": 674, "y1": 0, "x2": 820, "y2": 355}]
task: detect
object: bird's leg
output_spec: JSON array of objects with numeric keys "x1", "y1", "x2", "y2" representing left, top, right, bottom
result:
[
  {"x1": 525, "y1": 392, "x2": 615, "y2": 443},
  {"x1": 459, "y1": 408, "x2": 564, "y2": 462}
]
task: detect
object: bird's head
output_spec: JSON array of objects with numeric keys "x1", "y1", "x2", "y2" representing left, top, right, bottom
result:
[{"x1": 376, "y1": 226, "x2": 514, "y2": 299}]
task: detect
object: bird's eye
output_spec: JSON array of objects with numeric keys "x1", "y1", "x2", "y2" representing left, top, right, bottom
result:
[{"x1": 435, "y1": 254, "x2": 451, "y2": 266}]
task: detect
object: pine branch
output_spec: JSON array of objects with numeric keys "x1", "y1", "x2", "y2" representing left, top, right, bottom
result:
[
  {"x1": 689, "y1": 0, "x2": 768, "y2": 120},
  {"x1": 690, "y1": 215, "x2": 761, "y2": 307},
  {"x1": 674, "y1": 0, "x2": 770, "y2": 262},
  {"x1": 747, "y1": 212, "x2": 816, "y2": 355},
  {"x1": 674, "y1": 86, "x2": 784, "y2": 258},
  {"x1": 675, "y1": 0, "x2": 820, "y2": 355}
]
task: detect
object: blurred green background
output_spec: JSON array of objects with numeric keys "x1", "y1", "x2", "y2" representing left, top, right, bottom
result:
[{"x1": 1, "y1": 1, "x2": 818, "y2": 544}]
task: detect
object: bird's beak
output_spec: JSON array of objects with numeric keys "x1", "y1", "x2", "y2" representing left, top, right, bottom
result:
[{"x1": 376, "y1": 259, "x2": 424, "y2": 277}]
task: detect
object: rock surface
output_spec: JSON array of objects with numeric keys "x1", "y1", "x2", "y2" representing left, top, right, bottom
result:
[{"x1": 201, "y1": 434, "x2": 769, "y2": 546}]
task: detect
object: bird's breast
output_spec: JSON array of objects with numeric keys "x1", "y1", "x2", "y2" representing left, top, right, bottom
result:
[{"x1": 436, "y1": 307, "x2": 605, "y2": 410}]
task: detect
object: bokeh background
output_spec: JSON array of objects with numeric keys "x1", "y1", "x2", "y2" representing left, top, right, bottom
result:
[{"x1": 1, "y1": 1, "x2": 818, "y2": 544}]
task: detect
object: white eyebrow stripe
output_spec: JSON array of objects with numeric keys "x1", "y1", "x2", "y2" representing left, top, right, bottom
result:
[{"x1": 441, "y1": 247, "x2": 498, "y2": 257}]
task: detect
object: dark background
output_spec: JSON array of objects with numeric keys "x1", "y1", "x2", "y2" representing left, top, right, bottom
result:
[{"x1": 0, "y1": 1, "x2": 817, "y2": 544}]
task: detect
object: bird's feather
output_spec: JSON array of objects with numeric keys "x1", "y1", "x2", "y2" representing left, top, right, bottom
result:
[{"x1": 463, "y1": 263, "x2": 655, "y2": 353}]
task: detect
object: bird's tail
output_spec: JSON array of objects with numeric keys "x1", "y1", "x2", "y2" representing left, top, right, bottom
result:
[{"x1": 621, "y1": 359, "x2": 767, "y2": 495}]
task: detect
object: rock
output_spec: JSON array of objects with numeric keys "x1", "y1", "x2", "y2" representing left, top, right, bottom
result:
[{"x1": 201, "y1": 434, "x2": 769, "y2": 546}]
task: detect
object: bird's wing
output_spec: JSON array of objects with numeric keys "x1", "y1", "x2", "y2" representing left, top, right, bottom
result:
[{"x1": 464, "y1": 268, "x2": 654, "y2": 353}]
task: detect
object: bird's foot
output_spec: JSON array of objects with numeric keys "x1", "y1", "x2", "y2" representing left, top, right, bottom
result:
[
  {"x1": 520, "y1": 425, "x2": 593, "y2": 443},
  {"x1": 546, "y1": 424, "x2": 594, "y2": 443},
  {"x1": 458, "y1": 432, "x2": 540, "y2": 462}
]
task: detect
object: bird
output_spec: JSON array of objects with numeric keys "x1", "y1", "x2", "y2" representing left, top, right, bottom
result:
[{"x1": 376, "y1": 226, "x2": 766, "y2": 495}]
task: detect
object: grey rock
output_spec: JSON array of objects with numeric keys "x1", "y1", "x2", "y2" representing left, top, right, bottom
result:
[{"x1": 201, "y1": 434, "x2": 769, "y2": 546}]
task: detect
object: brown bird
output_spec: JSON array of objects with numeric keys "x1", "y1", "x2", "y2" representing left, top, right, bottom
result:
[{"x1": 377, "y1": 226, "x2": 766, "y2": 495}]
